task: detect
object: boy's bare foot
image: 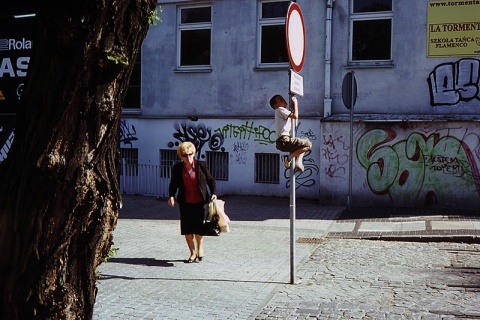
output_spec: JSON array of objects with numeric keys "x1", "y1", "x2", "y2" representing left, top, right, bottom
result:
[
  {"x1": 282, "y1": 155, "x2": 291, "y2": 169},
  {"x1": 295, "y1": 160, "x2": 304, "y2": 172}
]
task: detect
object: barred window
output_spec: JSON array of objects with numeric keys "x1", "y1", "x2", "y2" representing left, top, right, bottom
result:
[
  {"x1": 160, "y1": 149, "x2": 179, "y2": 178},
  {"x1": 255, "y1": 153, "x2": 280, "y2": 184},
  {"x1": 206, "y1": 151, "x2": 229, "y2": 181},
  {"x1": 120, "y1": 148, "x2": 138, "y2": 176}
]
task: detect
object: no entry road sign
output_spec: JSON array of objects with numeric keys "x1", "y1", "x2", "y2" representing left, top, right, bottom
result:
[{"x1": 286, "y1": 2, "x2": 306, "y2": 73}]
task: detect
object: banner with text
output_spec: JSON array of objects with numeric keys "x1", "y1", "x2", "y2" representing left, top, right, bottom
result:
[
  {"x1": 0, "y1": 16, "x2": 34, "y2": 113},
  {"x1": 427, "y1": 0, "x2": 480, "y2": 57}
]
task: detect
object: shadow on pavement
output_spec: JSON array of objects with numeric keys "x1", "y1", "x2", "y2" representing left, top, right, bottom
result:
[
  {"x1": 339, "y1": 206, "x2": 480, "y2": 220},
  {"x1": 107, "y1": 257, "x2": 179, "y2": 267},
  {"x1": 98, "y1": 273, "x2": 288, "y2": 285},
  {"x1": 119, "y1": 194, "x2": 336, "y2": 221}
]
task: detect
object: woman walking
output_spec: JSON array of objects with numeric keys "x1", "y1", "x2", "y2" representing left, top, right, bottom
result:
[{"x1": 168, "y1": 142, "x2": 217, "y2": 263}]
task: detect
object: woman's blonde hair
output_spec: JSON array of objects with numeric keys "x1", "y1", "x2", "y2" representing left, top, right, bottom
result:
[{"x1": 177, "y1": 141, "x2": 196, "y2": 157}]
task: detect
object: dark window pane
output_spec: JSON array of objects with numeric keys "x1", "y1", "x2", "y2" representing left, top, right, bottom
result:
[
  {"x1": 261, "y1": 25, "x2": 288, "y2": 63},
  {"x1": 262, "y1": 2, "x2": 290, "y2": 18},
  {"x1": 354, "y1": 0, "x2": 392, "y2": 13},
  {"x1": 181, "y1": 7, "x2": 211, "y2": 23},
  {"x1": 352, "y1": 19, "x2": 391, "y2": 61},
  {"x1": 180, "y1": 29, "x2": 211, "y2": 66},
  {"x1": 124, "y1": 53, "x2": 141, "y2": 109},
  {"x1": 124, "y1": 86, "x2": 140, "y2": 109},
  {"x1": 129, "y1": 63, "x2": 141, "y2": 86}
]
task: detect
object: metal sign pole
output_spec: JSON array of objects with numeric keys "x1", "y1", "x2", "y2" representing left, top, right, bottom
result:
[
  {"x1": 348, "y1": 102, "x2": 353, "y2": 209},
  {"x1": 286, "y1": 1, "x2": 305, "y2": 286},
  {"x1": 342, "y1": 71, "x2": 357, "y2": 210},
  {"x1": 348, "y1": 71, "x2": 355, "y2": 209},
  {"x1": 289, "y1": 89, "x2": 296, "y2": 285}
]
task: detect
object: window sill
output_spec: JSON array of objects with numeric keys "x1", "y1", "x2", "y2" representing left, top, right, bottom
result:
[
  {"x1": 254, "y1": 66, "x2": 290, "y2": 72},
  {"x1": 122, "y1": 109, "x2": 141, "y2": 116},
  {"x1": 174, "y1": 67, "x2": 212, "y2": 73},
  {"x1": 322, "y1": 114, "x2": 480, "y2": 122}
]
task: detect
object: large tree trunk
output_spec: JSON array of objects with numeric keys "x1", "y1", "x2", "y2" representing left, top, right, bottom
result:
[{"x1": 0, "y1": 1, "x2": 156, "y2": 318}]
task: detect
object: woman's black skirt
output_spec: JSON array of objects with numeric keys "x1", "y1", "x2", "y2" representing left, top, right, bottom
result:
[{"x1": 179, "y1": 202, "x2": 205, "y2": 235}]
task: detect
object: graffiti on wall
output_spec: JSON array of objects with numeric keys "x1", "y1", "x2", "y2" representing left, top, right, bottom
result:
[
  {"x1": 215, "y1": 121, "x2": 275, "y2": 145},
  {"x1": 168, "y1": 121, "x2": 225, "y2": 158},
  {"x1": 168, "y1": 120, "x2": 319, "y2": 191},
  {"x1": 232, "y1": 141, "x2": 249, "y2": 164},
  {"x1": 283, "y1": 129, "x2": 319, "y2": 189},
  {"x1": 300, "y1": 128, "x2": 317, "y2": 142},
  {"x1": 120, "y1": 120, "x2": 138, "y2": 147},
  {"x1": 284, "y1": 150, "x2": 319, "y2": 190},
  {"x1": 321, "y1": 133, "x2": 349, "y2": 179},
  {"x1": 357, "y1": 127, "x2": 480, "y2": 206},
  {"x1": 428, "y1": 58, "x2": 480, "y2": 106}
]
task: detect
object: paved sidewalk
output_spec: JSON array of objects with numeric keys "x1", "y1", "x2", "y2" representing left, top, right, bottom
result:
[
  {"x1": 328, "y1": 206, "x2": 480, "y2": 242},
  {"x1": 93, "y1": 194, "x2": 480, "y2": 319}
]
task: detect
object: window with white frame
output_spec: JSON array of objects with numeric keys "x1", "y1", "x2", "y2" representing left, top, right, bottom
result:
[
  {"x1": 350, "y1": 0, "x2": 393, "y2": 66},
  {"x1": 177, "y1": 5, "x2": 212, "y2": 69},
  {"x1": 257, "y1": 0, "x2": 290, "y2": 68}
]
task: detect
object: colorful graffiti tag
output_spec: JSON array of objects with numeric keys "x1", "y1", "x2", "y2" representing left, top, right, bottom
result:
[
  {"x1": 357, "y1": 128, "x2": 480, "y2": 206},
  {"x1": 428, "y1": 58, "x2": 480, "y2": 106},
  {"x1": 215, "y1": 121, "x2": 275, "y2": 145}
]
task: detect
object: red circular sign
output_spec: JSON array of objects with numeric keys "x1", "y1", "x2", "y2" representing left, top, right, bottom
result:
[{"x1": 286, "y1": 3, "x2": 306, "y2": 73}]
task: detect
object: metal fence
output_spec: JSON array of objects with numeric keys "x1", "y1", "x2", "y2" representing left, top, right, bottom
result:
[
  {"x1": 119, "y1": 161, "x2": 228, "y2": 198},
  {"x1": 120, "y1": 163, "x2": 169, "y2": 197}
]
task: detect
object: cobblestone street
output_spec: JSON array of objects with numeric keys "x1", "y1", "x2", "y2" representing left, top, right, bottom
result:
[{"x1": 256, "y1": 239, "x2": 480, "y2": 319}]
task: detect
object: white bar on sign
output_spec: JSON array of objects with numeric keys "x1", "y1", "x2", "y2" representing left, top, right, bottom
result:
[{"x1": 290, "y1": 70, "x2": 304, "y2": 97}]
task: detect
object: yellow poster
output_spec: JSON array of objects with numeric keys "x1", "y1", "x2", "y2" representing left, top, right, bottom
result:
[{"x1": 427, "y1": 0, "x2": 480, "y2": 57}]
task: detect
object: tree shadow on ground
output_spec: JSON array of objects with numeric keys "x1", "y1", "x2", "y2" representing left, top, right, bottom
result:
[
  {"x1": 119, "y1": 194, "x2": 339, "y2": 221},
  {"x1": 106, "y1": 257, "x2": 181, "y2": 267}
]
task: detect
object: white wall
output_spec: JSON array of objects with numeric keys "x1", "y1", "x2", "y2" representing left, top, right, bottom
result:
[
  {"x1": 120, "y1": 116, "x2": 322, "y2": 199},
  {"x1": 143, "y1": 0, "x2": 325, "y2": 119},
  {"x1": 125, "y1": 0, "x2": 480, "y2": 208}
]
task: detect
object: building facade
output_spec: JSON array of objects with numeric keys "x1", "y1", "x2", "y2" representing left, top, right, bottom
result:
[{"x1": 2, "y1": 0, "x2": 480, "y2": 208}]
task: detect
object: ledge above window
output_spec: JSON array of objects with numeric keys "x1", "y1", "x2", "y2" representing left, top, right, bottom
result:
[{"x1": 346, "y1": 61, "x2": 394, "y2": 69}]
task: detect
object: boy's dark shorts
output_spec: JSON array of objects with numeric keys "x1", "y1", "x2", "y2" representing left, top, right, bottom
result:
[{"x1": 276, "y1": 135, "x2": 312, "y2": 153}]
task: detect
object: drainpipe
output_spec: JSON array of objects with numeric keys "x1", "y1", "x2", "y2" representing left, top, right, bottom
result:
[{"x1": 323, "y1": 0, "x2": 334, "y2": 117}]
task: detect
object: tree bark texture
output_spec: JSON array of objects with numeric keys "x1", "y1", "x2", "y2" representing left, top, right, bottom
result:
[{"x1": 0, "y1": 1, "x2": 156, "y2": 319}]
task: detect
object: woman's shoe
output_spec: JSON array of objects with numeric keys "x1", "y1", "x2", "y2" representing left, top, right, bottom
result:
[
  {"x1": 198, "y1": 256, "x2": 204, "y2": 262},
  {"x1": 186, "y1": 254, "x2": 198, "y2": 263}
]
